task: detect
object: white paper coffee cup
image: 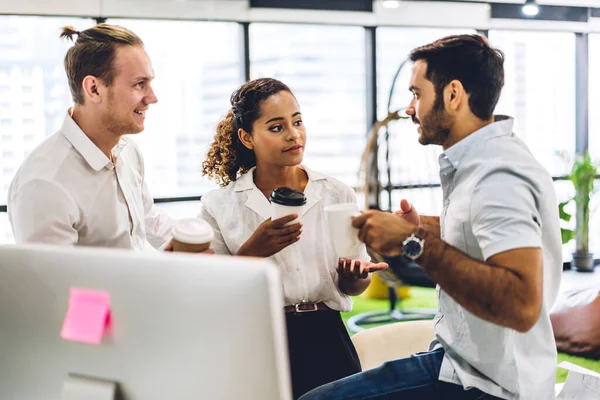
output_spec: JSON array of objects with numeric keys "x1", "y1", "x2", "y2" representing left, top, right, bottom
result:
[
  {"x1": 324, "y1": 203, "x2": 362, "y2": 258},
  {"x1": 270, "y1": 187, "x2": 307, "y2": 226},
  {"x1": 171, "y1": 218, "x2": 214, "y2": 253},
  {"x1": 272, "y1": 203, "x2": 304, "y2": 225}
]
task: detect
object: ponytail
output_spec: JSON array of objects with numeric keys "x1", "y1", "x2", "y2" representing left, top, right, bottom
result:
[{"x1": 202, "y1": 110, "x2": 256, "y2": 187}]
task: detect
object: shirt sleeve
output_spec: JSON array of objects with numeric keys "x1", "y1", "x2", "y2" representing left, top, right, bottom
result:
[
  {"x1": 470, "y1": 168, "x2": 543, "y2": 261},
  {"x1": 199, "y1": 200, "x2": 232, "y2": 255},
  {"x1": 341, "y1": 183, "x2": 371, "y2": 261},
  {"x1": 8, "y1": 179, "x2": 79, "y2": 245},
  {"x1": 142, "y1": 179, "x2": 175, "y2": 249}
]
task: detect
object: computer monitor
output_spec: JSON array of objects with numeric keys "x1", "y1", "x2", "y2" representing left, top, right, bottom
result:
[{"x1": 0, "y1": 245, "x2": 292, "y2": 400}]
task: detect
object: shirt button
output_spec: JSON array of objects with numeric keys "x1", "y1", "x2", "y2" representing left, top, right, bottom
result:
[
  {"x1": 296, "y1": 267, "x2": 300, "y2": 271},
  {"x1": 444, "y1": 199, "x2": 450, "y2": 206}
]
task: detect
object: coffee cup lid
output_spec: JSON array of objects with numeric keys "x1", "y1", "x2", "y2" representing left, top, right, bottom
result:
[
  {"x1": 270, "y1": 187, "x2": 307, "y2": 206},
  {"x1": 172, "y1": 218, "x2": 214, "y2": 244}
]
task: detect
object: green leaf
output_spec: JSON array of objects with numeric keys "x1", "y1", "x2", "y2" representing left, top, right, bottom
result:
[
  {"x1": 558, "y1": 200, "x2": 572, "y2": 222},
  {"x1": 561, "y1": 228, "x2": 575, "y2": 244}
]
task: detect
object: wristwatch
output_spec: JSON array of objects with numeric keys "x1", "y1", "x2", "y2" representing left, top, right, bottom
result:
[{"x1": 402, "y1": 227, "x2": 426, "y2": 261}]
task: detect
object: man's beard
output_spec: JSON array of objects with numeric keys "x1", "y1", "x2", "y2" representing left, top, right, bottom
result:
[
  {"x1": 415, "y1": 97, "x2": 452, "y2": 146},
  {"x1": 103, "y1": 91, "x2": 143, "y2": 136}
]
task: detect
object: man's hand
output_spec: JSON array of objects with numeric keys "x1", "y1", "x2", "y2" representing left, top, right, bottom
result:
[
  {"x1": 163, "y1": 240, "x2": 175, "y2": 251},
  {"x1": 236, "y1": 214, "x2": 302, "y2": 257},
  {"x1": 394, "y1": 199, "x2": 420, "y2": 225},
  {"x1": 336, "y1": 258, "x2": 388, "y2": 280},
  {"x1": 352, "y1": 210, "x2": 417, "y2": 257},
  {"x1": 395, "y1": 199, "x2": 441, "y2": 237}
]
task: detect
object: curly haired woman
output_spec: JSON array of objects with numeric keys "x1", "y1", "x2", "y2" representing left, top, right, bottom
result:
[{"x1": 200, "y1": 78, "x2": 387, "y2": 398}]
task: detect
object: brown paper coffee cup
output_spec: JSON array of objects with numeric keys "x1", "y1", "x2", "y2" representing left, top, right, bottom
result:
[
  {"x1": 171, "y1": 218, "x2": 214, "y2": 253},
  {"x1": 172, "y1": 238, "x2": 211, "y2": 253}
]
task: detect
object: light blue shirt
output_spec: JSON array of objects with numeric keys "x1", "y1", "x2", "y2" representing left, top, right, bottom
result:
[{"x1": 430, "y1": 116, "x2": 562, "y2": 399}]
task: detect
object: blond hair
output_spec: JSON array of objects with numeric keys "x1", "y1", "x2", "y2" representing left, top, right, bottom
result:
[{"x1": 60, "y1": 24, "x2": 143, "y2": 104}]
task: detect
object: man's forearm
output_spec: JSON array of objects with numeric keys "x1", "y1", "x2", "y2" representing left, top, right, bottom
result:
[
  {"x1": 418, "y1": 231, "x2": 537, "y2": 332},
  {"x1": 420, "y1": 216, "x2": 440, "y2": 237}
]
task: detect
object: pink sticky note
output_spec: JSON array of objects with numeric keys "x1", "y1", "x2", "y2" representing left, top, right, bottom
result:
[{"x1": 60, "y1": 288, "x2": 111, "y2": 344}]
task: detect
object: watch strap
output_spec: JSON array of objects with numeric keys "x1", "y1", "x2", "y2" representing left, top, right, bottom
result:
[{"x1": 414, "y1": 225, "x2": 427, "y2": 239}]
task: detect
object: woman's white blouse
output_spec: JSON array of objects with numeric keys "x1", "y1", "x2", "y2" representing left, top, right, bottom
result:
[{"x1": 199, "y1": 166, "x2": 369, "y2": 312}]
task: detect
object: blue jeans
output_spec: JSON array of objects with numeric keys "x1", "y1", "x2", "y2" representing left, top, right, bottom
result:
[{"x1": 298, "y1": 348, "x2": 501, "y2": 400}]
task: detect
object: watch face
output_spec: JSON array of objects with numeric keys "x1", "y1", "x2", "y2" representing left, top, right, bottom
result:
[{"x1": 404, "y1": 239, "x2": 422, "y2": 256}]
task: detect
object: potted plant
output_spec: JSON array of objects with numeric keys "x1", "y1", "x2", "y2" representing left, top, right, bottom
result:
[{"x1": 559, "y1": 152, "x2": 598, "y2": 272}]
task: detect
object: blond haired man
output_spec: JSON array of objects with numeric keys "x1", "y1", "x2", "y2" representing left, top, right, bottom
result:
[{"x1": 8, "y1": 24, "x2": 173, "y2": 251}]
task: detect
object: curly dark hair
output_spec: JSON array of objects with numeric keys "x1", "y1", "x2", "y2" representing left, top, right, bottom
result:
[{"x1": 202, "y1": 78, "x2": 292, "y2": 187}]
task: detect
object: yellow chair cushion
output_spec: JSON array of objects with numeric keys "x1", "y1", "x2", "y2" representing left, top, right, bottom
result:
[{"x1": 362, "y1": 273, "x2": 411, "y2": 300}]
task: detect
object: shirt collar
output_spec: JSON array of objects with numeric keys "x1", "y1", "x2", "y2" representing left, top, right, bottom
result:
[
  {"x1": 60, "y1": 110, "x2": 128, "y2": 171},
  {"x1": 233, "y1": 164, "x2": 326, "y2": 192},
  {"x1": 235, "y1": 165, "x2": 327, "y2": 220},
  {"x1": 441, "y1": 115, "x2": 514, "y2": 170}
]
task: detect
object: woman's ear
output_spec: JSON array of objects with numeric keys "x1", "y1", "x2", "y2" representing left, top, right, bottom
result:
[{"x1": 238, "y1": 128, "x2": 253, "y2": 150}]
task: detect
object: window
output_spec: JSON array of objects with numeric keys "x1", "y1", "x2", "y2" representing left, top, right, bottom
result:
[
  {"x1": 0, "y1": 16, "x2": 94, "y2": 210},
  {"x1": 589, "y1": 34, "x2": 600, "y2": 161},
  {"x1": 111, "y1": 19, "x2": 242, "y2": 199},
  {"x1": 250, "y1": 23, "x2": 366, "y2": 188},
  {"x1": 590, "y1": 183, "x2": 600, "y2": 257},
  {"x1": 489, "y1": 30, "x2": 576, "y2": 178},
  {"x1": 376, "y1": 27, "x2": 475, "y2": 213},
  {"x1": 588, "y1": 34, "x2": 600, "y2": 255},
  {"x1": 385, "y1": 187, "x2": 444, "y2": 217},
  {"x1": 155, "y1": 201, "x2": 203, "y2": 220}
]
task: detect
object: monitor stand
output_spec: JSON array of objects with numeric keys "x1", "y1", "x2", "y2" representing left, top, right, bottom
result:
[{"x1": 61, "y1": 374, "x2": 120, "y2": 400}]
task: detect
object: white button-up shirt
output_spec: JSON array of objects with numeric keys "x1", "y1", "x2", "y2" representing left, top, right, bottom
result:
[
  {"x1": 200, "y1": 166, "x2": 369, "y2": 311},
  {"x1": 8, "y1": 111, "x2": 173, "y2": 252},
  {"x1": 432, "y1": 116, "x2": 562, "y2": 400}
]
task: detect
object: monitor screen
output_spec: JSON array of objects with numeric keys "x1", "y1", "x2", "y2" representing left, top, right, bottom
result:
[{"x1": 0, "y1": 245, "x2": 292, "y2": 400}]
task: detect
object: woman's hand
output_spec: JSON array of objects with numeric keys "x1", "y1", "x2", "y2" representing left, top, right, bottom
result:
[
  {"x1": 236, "y1": 214, "x2": 302, "y2": 257},
  {"x1": 336, "y1": 258, "x2": 388, "y2": 296},
  {"x1": 336, "y1": 258, "x2": 389, "y2": 279}
]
